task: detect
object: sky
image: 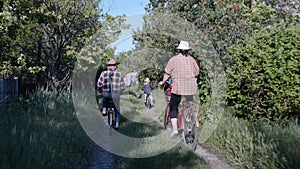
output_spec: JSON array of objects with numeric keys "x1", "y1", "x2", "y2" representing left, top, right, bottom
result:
[
  {"x1": 100, "y1": 0, "x2": 150, "y2": 53},
  {"x1": 100, "y1": 0, "x2": 149, "y2": 16}
]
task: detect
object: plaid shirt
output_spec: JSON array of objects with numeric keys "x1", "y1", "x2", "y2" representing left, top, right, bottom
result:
[
  {"x1": 164, "y1": 54, "x2": 199, "y2": 95},
  {"x1": 97, "y1": 70, "x2": 125, "y2": 93}
]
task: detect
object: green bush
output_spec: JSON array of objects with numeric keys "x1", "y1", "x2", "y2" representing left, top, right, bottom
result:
[{"x1": 226, "y1": 24, "x2": 300, "y2": 121}]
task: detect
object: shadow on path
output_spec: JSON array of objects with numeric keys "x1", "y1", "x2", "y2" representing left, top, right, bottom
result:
[{"x1": 89, "y1": 144, "x2": 120, "y2": 169}]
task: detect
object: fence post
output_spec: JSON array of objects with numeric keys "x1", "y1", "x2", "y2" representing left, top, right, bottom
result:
[{"x1": 0, "y1": 77, "x2": 18, "y2": 103}]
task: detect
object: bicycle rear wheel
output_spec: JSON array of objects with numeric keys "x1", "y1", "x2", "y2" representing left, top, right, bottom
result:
[
  {"x1": 145, "y1": 94, "x2": 151, "y2": 109},
  {"x1": 182, "y1": 105, "x2": 198, "y2": 151},
  {"x1": 107, "y1": 108, "x2": 114, "y2": 126}
]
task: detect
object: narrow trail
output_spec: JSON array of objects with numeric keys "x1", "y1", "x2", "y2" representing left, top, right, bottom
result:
[
  {"x1": 90, "y1": 94, "x2": 233, "y2": 169},
  {"x1": 148, "y1": 107, "x2": 234, "y2": 169},
  {"x1": 89, "y1": 146, "x2": 119, "y2": 169}
]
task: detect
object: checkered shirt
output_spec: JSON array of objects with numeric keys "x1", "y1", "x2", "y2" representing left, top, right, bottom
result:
[
  {"x1": 97, "y1": 70, "x2": 125, "y2": 93},
  {"x1": 164, "y1": 54, "x2": 199, "y2": 95}
]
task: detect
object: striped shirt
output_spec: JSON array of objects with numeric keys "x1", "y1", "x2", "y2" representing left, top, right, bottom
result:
[
  {"x1": 164, "y1": 54, "x2": 199, "y2": 95},
  {"x1": 97, "y1": 70, "x2": 125, "y2": 93}
]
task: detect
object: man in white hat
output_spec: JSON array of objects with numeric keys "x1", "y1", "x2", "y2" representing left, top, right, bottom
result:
[
  {"x1": 159, "y1": 40, "x2": 200, "y2": 138},
  {"x1": 97, "y1": 59, "x2": 125, "y2": 129}
]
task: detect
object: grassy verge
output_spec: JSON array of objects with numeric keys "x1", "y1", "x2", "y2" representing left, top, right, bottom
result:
[
  {"x1": 202, "y1": 109, "x2": 300, "y2": 169},
  {"x1": 0, "y1": 90, "x2": 94, "y2": 169}
]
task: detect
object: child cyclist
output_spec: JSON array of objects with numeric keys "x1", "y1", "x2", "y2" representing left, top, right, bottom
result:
[{"x1": 141, "y1": 77, "x2": 154, "y2": 106}]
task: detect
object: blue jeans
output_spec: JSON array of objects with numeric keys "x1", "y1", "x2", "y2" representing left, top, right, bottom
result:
[{"x1": 102, "y1": 91, "x2": 121, "y2": 124}]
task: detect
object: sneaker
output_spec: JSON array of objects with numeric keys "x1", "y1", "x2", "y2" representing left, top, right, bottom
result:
[
  {"x1": 171, "y1": 130, "x2": 179, "y2": 139},
  {"x1": 102, "y1": 108, "x2": 107, "y2": 115},
  {"x1": 115, "y1": 123, "x2": 119, "y2": 129}
]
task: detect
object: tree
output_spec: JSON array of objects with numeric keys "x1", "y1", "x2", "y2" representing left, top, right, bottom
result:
[
  {"x1": 132, "y1": 0, "x2": 299, "y2": 109},
  {"x1": 0, "y1": 0, "x2": 127, "y2": 94}
]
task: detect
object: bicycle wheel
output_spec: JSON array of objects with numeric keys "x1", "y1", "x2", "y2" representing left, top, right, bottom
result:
[
  {"x1": 107, "y1": 108, "x2": 114, "y2": 126},
  {"x1": 164, "y1": 104, "x2": 170, "y2": 129},
  {"x1": 182, "y1": 104, "x2": 198, "y2": 151},
  {"x1": 145, "y1": 95, "x2": 151, "y2": 109}
]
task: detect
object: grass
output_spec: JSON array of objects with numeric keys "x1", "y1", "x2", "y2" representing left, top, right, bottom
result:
[
  {"x1": 202, "y1": 109, "x2": 300, "y2": 169},
  {"x1": 118, "y1": 145, "x2": 212, "y2": 169},
  {"x1": 3, "y1": 86, "x2": 298, "y2": 169},
  {"x1": 0, "y1": 89, "x2": 94, "y2": 169},
  {"x1": 0, "y1": 87, "x2": 212, "y2": 169},
  {"x1": 146, "y1": 86, "x2": 300, "y2": 169},
  {"x1": 96, "y1": 87, "x2": 213, "y2": 168}
]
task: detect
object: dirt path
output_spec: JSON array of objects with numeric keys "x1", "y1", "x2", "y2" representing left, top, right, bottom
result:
[
  {"x1": 195, "y1": 145, "x2": 233, "y2": 169},
  {"x1": 149, "y1": 107, "x2": 234, "y2": 169}
]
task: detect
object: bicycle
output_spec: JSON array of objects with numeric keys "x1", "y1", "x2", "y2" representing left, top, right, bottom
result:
[
  {"x1": 164, "y1": 96, "x2": 199, "y2": 151},
  {"x1": 145, "y1": 93, "x2": 152, "y2": 109},
  {"x1": 179, "y1": 98, "x2": 199, "y2": 151}
]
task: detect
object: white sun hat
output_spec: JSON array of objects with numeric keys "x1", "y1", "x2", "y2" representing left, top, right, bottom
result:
[{"x1": 176, "y1": 40, "x2": 191, "y2": 50}]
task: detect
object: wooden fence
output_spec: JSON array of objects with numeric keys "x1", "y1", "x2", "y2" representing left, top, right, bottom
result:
[{"x1": 0, "y1": 77, "x2": 18, "y2": 103}]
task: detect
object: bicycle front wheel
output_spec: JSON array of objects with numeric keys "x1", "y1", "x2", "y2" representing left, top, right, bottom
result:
[
  {"x1": 182, "y1": 109, "x2": 198, "y2": 151},
  {"x1": 107, "y1": 109, "x2": 114, "y2": 126},
  {"x1": 164, "y1": 104, "x2": 170, "y2": 130},
  {"x1": 145, "y1": 95, "x2": 151, "y2": 109}
]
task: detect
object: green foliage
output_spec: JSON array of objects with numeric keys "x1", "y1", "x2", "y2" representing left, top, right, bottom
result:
[
  {"x1": 136, "y1": 0, "x2": 263, "y2": 108},
  {"x1": 0, "y1": 0, "x2": 127, "y2": 94},
  {"x1": 227, "y1": 24, "x2": 300, "y2": 121},
  {"x1": 137, "y1": 68, "x2": 164, "y2": 88},
  {"x1": 144, "y1": 0, "x2": 256, "y2": 68},
  {"x1": 136, "y1": 1, "x2": 300, "y2": 110},
  {"x1": 244, "y1": 2, "x2": 278, "y2": 31},
  {"x1": 0, "y1": 0, "x2": 44, "y2": 78}
]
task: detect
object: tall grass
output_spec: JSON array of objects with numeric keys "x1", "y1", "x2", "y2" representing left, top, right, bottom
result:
[
  {"x1": 202, "y1": 110, "x2": 300, "y2": 169},
  {"x1": 0, "y1": 89, "x2": 94, "y2": 169},
  {"x1": 7, "y1": 86, "x2": 298, "y2": 169}
]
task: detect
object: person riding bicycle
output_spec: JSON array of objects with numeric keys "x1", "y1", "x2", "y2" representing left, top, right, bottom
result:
[
  {"x1": 141, "y1": 77, "x2": 154, "y2": 106},
  {"x1": 97, "y1": 59, "x2": 125, "y2": 129},
  {"x1": 159, "y1": 40, "x2": 199, "y2": 138}
]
